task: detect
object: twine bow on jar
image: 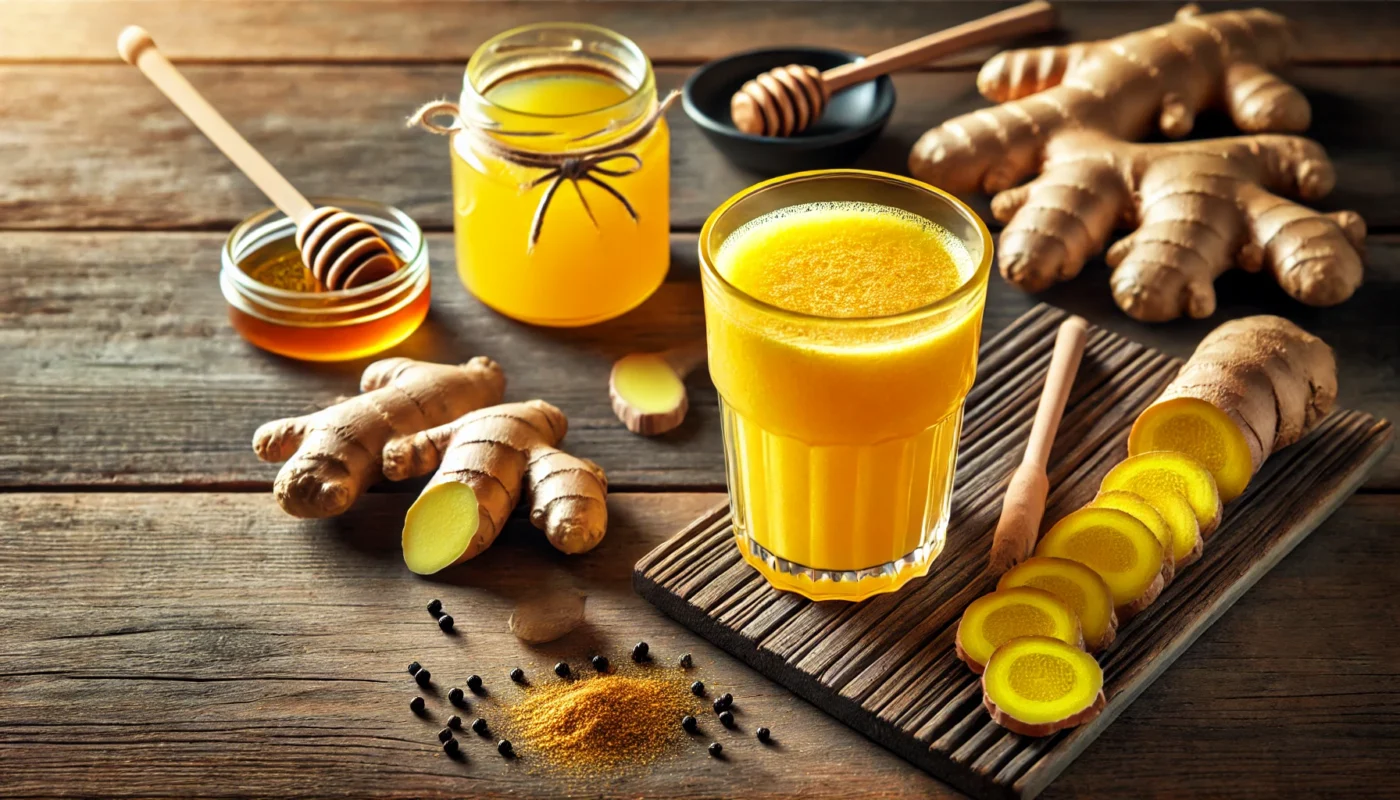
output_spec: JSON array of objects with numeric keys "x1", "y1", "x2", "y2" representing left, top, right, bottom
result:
[{"x1": 409, "y1": 91, "x2": 679, "y2": 252}]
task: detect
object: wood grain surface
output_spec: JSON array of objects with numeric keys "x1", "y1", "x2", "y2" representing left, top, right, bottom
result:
[{"x1": 636, "y1": 306, "x2": 1395, "y2": 799}]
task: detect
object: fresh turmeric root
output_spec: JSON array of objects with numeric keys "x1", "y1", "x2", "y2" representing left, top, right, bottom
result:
[
  {"x1": 384, "y1": 401, "x2": 608, "y2": 574},
  {"x1": 909, "y1": 5, "x2": 1365, "y2": 321},
  {"x1": 1035, "y1": 506, "x2": 1166, "y2": 620},
  {"x1": 252, "y1": 357, "x2": 506, "y2": 518},
  {"x1": 1101, "y1": 451, "x2": 1221, "y2": 544},
  {"x1": 1129, "y1": 316, "x2": 1337, "y2": 501},
  {"x1": 997, "y1": 557, "x2": 1118, "y2": 653},
  {"x1": 955, "y1": 587, "x2": 1083, "y2": 673},
  {"x1": 982, "y1": 636, "x2": 1106, "y2": 737}
]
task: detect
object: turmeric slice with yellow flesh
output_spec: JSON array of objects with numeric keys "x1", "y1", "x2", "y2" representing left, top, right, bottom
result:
[
  {"x1": 998, "y1": 557, "x2": 1118, "y2": 652},
  {"x1": 955, "y1": 587, "x2": 1083, "y2": 674},
  {"x1": 982, "y1": 636, "x2": 1106, "y2": 737},
  {"x1": 1097, "y1": 486, "x2": 1202, "y2": 569},
  {"x1": 1101, "y1": 451, "x2": 1222, "y2": 537},
  {"x1": 1035, "y1": 507, "x2": 1165, "y2": 619},
  {"x1": 1089, "y1": 490, "x2": 1175, "y2": 583}
]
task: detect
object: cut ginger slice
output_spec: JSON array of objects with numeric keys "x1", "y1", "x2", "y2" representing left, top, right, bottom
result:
[
  {"x1": 1101, "y1": 451, "x2": 1222, "y2": 537},
  {"x1": 402, "y1": 481, "x2": 484, "y2": 575},
  {"x1": 1089, "y1": 490, "x2": 1176, "y2": 580},
  {"x1": 955, "y1": 587, "x2": 1083, "y2": 673},
  {"x1": 1097, "y1": 486, "x2": 1202, "y2": 569},
  {"x1": 1035, "y1": 507, "x2": 1165, "y2": 619},
  {"x1": 1129, "y1": 397, "x2": 1254, "y2": 502},
  {"x1": 982, "y1": 636, "x2": 1106, "y2": 737},
  {"x1": 998, "y1": 557, "x2": 1118, "y2": 652}
]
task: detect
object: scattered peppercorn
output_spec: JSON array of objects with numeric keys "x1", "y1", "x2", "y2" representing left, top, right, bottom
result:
[
  {"x1": 447, "y1": 715, "x2": 462, "y2": 730},
  {"x1": 509, "y1": 667, "x2": 525, "y2": 684},
  {"x1": 554, "y1": 661, "x2": 571, "y2": 678},
  {"x1": 443, "y1": 738, "x2": 460, "y2": 757},
  {"x1": 438, "y1": 614, "x2": 455, "y2": 632},
  {"x1": 447, "y1": 687, "x2": 465, "y2": 706},
  {"x1": 632, "y1": 641, "x2": 650, "y2": 662},
  {"x1": 719, "y1": 710, "x2": 735, "y2": 728},
  {"x1": 497, "y1": 739, "x2": 514, "y2": 757},
  {"x1": 679, "y1": 653, "x2": 693, "y2": 669},
  {"x1": 472, "y1": 717, "x2": 489, "y2": 735},
  {"x1": 756, "y1": 726, "x2": 772, "y2": 743},
  {"x1": 708, "y1": 741, "x2": 723, "y2": 757},
  {"x1": 408, "y1": 661, "x2": 422, "y2": 676},
  {"x1": 427, "y1": 598, "x2": 443, "y2": 616},
  {"x1": 466, "y1": 674, "x2": 483, "y2": 692},
  {"x1": 438, "y1": 727, "x2": 454, "y2": 743},
  {"x1": 409, "y1": 696, "x2": 425, "y2": 714},
  {"x1": 690, "y1": 681, "x2": 705, "y2": 697},
  {"x1": 681, "y1": 715, "x2": 698, "y2": 733},
  {"x1": 714, "y1": 692, "x2": 734, "y2": 711},
  {"x1": 415, "y1": 668, "x2": 432, "y2": 687},
  {"x1": 590, "y1": 655, "x2": 609, "y2": 673}
]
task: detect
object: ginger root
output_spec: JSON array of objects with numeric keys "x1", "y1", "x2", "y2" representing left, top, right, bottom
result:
[
  {"x1": 982, "y1": 636, "x2": 1106, "y2": 737},
  {"x1": 253, "y1": 357, "x2": 505, "y2": 518},
  {"x1": 385, "y1": 400, "x2": 608, "y2": 574},
  {"x1": 1101, "y1": 451, "x2": 1221, "y2": 543},
  {"x1": 1088, "y1": 489, "x2": 1175, "y2": 583},
  {"x1": 998, "y1": 557, "x2": 1118, "y2": 653},
  {"x1": 955, "y1": 587, "x2": 1083, "y2": 674},
  {"x1": 1035, "y1": 506, "x2": 1166, "y2": 620},
  {"x1": 1129, "y1": 315, "x2": 1337, "y2": 500},
  {"x1": 910, "y1": 5, "x2": 1365, "y2": 321}
]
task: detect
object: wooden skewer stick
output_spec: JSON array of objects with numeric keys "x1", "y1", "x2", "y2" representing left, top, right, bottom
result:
[
  {"x1": 610, "y1": 340, "x2": 708, "y2": 436},
  {"x1": 117, "y1": 26, "x2": 400, "y2": 290},
  {"x1": 731, "y1": 0, "x2": 1056, "y2": 137},
  {"x1": 989, "y1": 315, "x2": 1089, "y2": 575}
]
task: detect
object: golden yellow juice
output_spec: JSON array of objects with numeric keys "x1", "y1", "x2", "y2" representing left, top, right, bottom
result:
[
  {"x1": 451, "y1": 25, "x2": 670, "y2": 327},
  {"x1": 701, "y1": 172, "x2": 992, "y2": 601}
]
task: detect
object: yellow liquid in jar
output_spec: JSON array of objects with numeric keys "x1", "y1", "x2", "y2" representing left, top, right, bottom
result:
[
  {"x1": 451, "y1": 70, "x2": 670, "y2": 326},
  {"x1": 708, "y1": 202, "x2": 983, "y2": 600}
]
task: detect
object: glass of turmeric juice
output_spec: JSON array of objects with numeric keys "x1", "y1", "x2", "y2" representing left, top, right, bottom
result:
[
  {"x1": 700, "y1": 170, "x2": 993, "y2": 601},
  {"x1": 450, "y1": 23, "x2": 670, "y2": 327}
]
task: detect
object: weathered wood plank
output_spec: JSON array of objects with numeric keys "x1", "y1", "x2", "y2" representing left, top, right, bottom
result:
[
  {"x1": 4, "y1": 1, "x2": 1396, "y2": 65},
  {"x1": 1, "y1": 490, "x2": 1397, "y2": 799},
  {"x1": 2, "y1": 233, "x2": 1397, "y2": 491},
  {"x1": 2, "y1": 65, "x2": 1396, "y2": 231}
]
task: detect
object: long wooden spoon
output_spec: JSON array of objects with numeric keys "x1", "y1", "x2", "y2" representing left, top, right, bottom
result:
[
  {"x1": 989, "y1": 315, "x2": 1088, "y2": 575},
  {"x1": 731, "y1": 1, "x2": 1056, "y2": 137},
  {"x1": 118, "y1": 26, "x2": 400, "y2": 290}
]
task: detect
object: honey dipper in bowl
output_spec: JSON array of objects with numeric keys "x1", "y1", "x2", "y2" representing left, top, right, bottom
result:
[
  {"x1": 730, "y1": 1, "x2": 1056, "y2": 137},
  {"x1": 118, "y1": 26, "x2": 400, "y2": 290}
]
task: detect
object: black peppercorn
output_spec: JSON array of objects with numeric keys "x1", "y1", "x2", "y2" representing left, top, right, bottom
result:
[
  {"x1": 414, "y1": 668, "x2": 432, "y2": 687},
  {"x1": 427, "y1": 598, "x2": 443, "y2": 616},
  {"x1": 719, "y1": 710, "x2": 735, "y2": 728},
  {"x1": 631, "y1": 641, "x2": 650, "y2": 662},
  {"x1": 466, "y1": 674, "x2": 483, "y2": 692},
  {"x1": 756, "y1": 726, "x2": 772, "y2": 743},
  {"x1": 438, "y1": 614, "x2": 455, "y2": 632},
  {"x1": 714, "y1": 692, "x2": 733, "y2": 712},
  {"x1": 472, "y1": 717, "x2": 489, "y2": 735},
  {"x1": 409, "y1": 696, "x2": 425, "y2": 714},
  {"x1": 590, "y1": 655, "x2": 609, "y2": 673},
  {"x1": 679, "y1": 653, "x2": 693, "y2": 669},
  {"x1": 497, "y1": 739, "x2": 514, "y2": 757},
  {"x1": 681, "y1": 715, "x2": 698, "y2": 733},
  {"x1": 554, "y1": 661, "x2": 571, "y2": 678},
  {"x1": 447, "y1": 687, "x2": 465, "y2": 706},
  {"x1": 690, "y1": 680, "x2": 705, "y2": 697},
  {"x1": 438, "y1": 727, "x2": 454, "y2": 743},
  {"x1": 408, "y1": 661, "x2": 422, "y2": 676},
  {"x1": 509, "y1": 667, "x2": 525, "y2": 684},
  {"x1": 443, "y1": 738, "x2": 460, "y2": 757},
  {"x1": 708, "y1": 741, "x2": 723, "y2": 757},
  {"x1": 447, "y1": 715, "x2": 462, "y2": 730}
]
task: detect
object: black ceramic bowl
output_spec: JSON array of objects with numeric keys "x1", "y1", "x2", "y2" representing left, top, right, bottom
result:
[{"x1": 683, "y1": 47, "x2": 896, "y2": 175}]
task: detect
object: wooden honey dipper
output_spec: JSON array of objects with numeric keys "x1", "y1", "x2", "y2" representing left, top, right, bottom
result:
[
  {"x1": 118, "y1": 26, "x2": 401, "y2": 290},
  {"x1": 731, "y1": 1, "x2": 1056, "y2": 137}
]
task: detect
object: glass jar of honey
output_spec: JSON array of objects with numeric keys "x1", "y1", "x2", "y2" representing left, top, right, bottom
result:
[
  {"x1": 449, "y1": 23, "x2": 670, "y2": 327},
  {"x1": 221, "y1": 198, "x2": 430, "y2": 361}
]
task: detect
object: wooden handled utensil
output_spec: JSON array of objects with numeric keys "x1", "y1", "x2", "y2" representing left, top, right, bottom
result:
[
  {"x1": 989, "y1": 315, "x2": 1088, "y2": 575},
  {"x1": 118, "y1": 26, "x2": 401, "y2": 290},
  {"x1": 730, "y1": 0, "x2": 1056, "y2": 137}
]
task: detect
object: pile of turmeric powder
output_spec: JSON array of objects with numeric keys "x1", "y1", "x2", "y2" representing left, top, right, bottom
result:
[{"x1": 503, "y1": 672, "x2": 702, "y2": 773}]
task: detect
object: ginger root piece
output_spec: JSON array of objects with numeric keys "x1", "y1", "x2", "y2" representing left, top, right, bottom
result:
[
  {"x1": 1129, "y1": 316, "x2": 1337, "y2": 501},
  {"x1": 909, "y1": 6, "x2": 1365, "y2": 322},
  {"x1": 998, "y1": 557, "x2": 1118, "y2": 653},
  {"x1": 1035, "y1": 507, "x2": 1165, "y2": 619},
  {"x1": 252, "y1": 357, "x2": 506, "y2": 518},
  {"x1": 1101, "y1": 451, "x2": 1221, "y2": 542},
  {"x1": 982, "y1": 636, "x2": 1106, "y2": 737},
  {"x1": 609, "y1": 340, "x2": 707, "y2": 436},
  {"x1": 386, "y1": 400, "x2": 608, "y2": 574},
  {"x1": 956, "y1": 587, "x2": 1083, "y2": 674},
  {"x1": 1089, "y1": 490, "x2": 1175, "y2": 582}
]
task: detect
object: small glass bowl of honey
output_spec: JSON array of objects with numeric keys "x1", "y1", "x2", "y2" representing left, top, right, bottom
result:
[{"x1": 221, "y1": 198, "x2": 431, "y2": 361}]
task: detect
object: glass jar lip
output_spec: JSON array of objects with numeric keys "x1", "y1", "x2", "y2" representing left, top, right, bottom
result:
[
  {"x1": 463, "y1": 21, "x2": 653, "y2": 120},
  {"x1": 698, "y1": 169, "x2": 995, "y2": 326},
  {"x1": 221, "y1": 197, "x2": 427, "y2": 303}
]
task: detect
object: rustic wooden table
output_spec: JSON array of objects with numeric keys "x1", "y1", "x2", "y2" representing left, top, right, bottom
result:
[{"x1": 2, "y1": 3, "x2": 1397, "y2": 798}]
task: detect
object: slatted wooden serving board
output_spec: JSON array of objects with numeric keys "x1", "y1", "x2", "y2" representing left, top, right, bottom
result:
[{"x1": 635, "y1": 304, "x2": 1394, "y2": 800}]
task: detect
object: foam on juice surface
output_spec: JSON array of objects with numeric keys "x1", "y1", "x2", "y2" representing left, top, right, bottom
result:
[{"x1": 716, "y1": 201, "x2": 973, "y2": 318}]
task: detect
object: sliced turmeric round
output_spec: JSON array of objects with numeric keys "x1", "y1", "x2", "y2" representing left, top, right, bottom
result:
[
  {"x1": 1129, "y1": 397, "x2": 1254, "y2": 501},
  {"x1": 997, "y1": 557, "x2": 1118, "y2": 653},
  {"x1": 1088, "y1": 490, "x2": 1175, "y2": 583},
  {"x1": 1034, "y1": 507, "x2": 1164, "y2": 619},
  {"x1": 981, "y1": 636, "x2": 1106, "y2": 737},
  {"x1": 955, "y1": 587, "x2": 1083, "y2": 674},
  {"x1": 1098, "y1": 486, "x2": 1202, "y2": 569},
  {"x1": 1100, "y1": 451, "x2": 1222, "y2": 537}
]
